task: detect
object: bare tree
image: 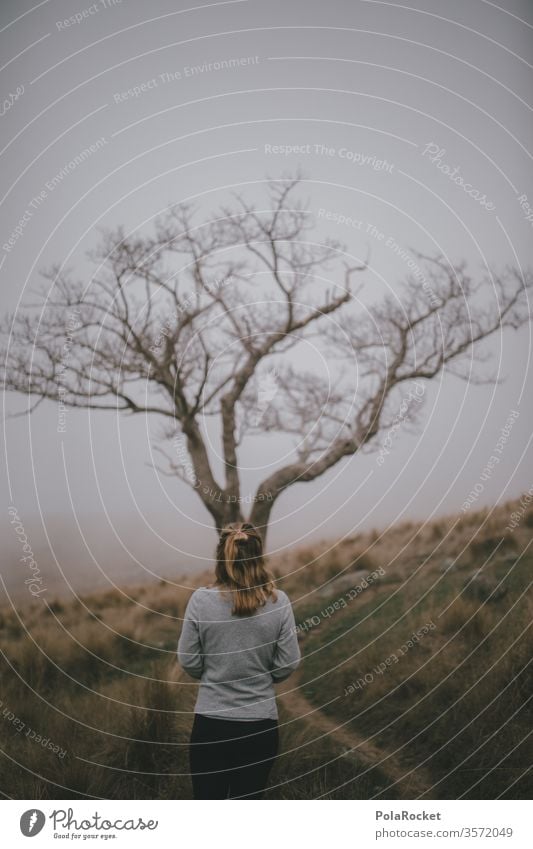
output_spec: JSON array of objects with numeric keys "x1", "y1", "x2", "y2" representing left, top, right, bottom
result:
[{"x1": 2, "y1": 176, "x2": 531, "y2": 542}]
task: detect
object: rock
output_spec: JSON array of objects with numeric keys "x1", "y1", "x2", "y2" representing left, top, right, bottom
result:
[
  {"x1": 501, "y1": 554, "x2": 518, "y2": 565},
  {"x1": 463, "y1": 570, "x2": 508, "y2": 602}
]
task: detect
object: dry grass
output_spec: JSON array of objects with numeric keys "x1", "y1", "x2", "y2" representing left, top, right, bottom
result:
[{"x1": 1, "y1": 492, "x2": 531, "y2": 799}]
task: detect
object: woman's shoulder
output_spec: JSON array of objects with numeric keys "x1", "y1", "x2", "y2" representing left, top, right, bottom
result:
[
  {"x1": 188, "y1": 585, "x2": 292, "y2": 610},
  {"x1": 189, "y1": 585, "x2": 230, "y2": 604},
  {"x1": 270, "y1": 587, "x2": 291, "y2": 606},
  {"x1": 186, "y1": 585, "x2": 213, "y2": 603},
  {"x1": 190, "y1": 585, "x2": 218, "y2": 598}
]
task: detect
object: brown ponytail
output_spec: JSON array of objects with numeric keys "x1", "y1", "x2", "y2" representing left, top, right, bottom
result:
[{"x1": 215, "y1": 522, "x2": 277, "y2": 616}]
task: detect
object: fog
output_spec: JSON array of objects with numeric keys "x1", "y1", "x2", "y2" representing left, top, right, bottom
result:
[{"x1": 2, "y1": 0, "x2": 532, "y2": 595}]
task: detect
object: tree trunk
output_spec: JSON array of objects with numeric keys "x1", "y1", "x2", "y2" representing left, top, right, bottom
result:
[{"x1": 249, "y1": 495, "x2": 277, "y2": 547}]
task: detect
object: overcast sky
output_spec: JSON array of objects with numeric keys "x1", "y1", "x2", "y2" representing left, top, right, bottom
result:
[{"x1": 1, "y1": 0, "x2": 532, "y2": 588}]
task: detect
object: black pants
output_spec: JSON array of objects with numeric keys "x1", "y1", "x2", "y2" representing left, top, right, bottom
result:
[{"x1": 189, "y1": 713, "x2": 279, "y2": 799}]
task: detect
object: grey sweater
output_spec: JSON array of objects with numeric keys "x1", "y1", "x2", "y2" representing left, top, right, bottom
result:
[{"x1": 177, "y1": 586, "x2": 301, "y2": 720}]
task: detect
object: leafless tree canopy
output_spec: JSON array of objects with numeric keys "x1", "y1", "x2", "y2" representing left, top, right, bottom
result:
[{"x1": 2, "y1": 176, "x2": 531, "y2": 539}]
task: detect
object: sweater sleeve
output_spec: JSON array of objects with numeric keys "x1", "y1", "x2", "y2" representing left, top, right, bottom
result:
[
  {"x1": 177, "y1": 591, "x2": 204, "y2": 679},
  {"x1": 271, "y1": 596, "x2": 301, "y2": 682}
]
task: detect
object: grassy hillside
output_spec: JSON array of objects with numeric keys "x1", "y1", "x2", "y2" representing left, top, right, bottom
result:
[{"x1": 1, "y1": 494, "x2": 531, "y2": 799}]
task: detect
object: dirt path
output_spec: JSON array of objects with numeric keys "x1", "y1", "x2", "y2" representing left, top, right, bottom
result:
[{"x1": 280, "y1": 674, "x2": 433, "y2": 798}]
